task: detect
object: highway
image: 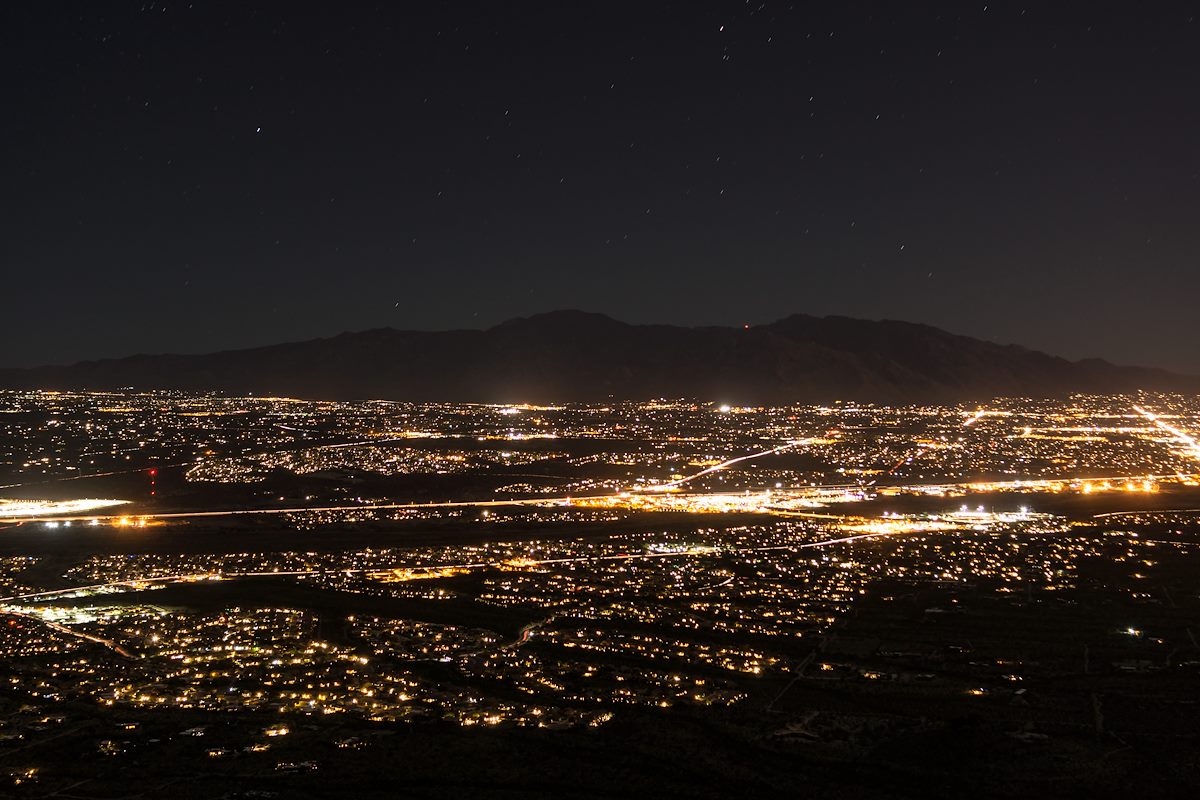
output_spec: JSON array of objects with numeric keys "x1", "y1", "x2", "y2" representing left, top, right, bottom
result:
[
  {"x1": 2, "y1": 609, "x2": 135, "y2": 658},
  {"x1": 1134, "y1": 405, "x2": 1200, "y2": 463},
  {"x1": 1093, "y1": 507, "x2": 1200, "y2": 519},
  {"x1": 639, "y1": 438, "x2": 818, "y2": 492},
  {"x1": 8, "y1": 415, "x2": 1200, "y2": 529},
  {"x1": 8, "y1": 466, "x2": 1198, "y2": 528},
  {"x1": 8, "y1": 495, "x2": 588, "y2": 525}
]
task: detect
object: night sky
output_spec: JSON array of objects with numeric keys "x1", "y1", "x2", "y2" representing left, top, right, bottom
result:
[{"x1": 4, "y1": 2, "x2": 1199, "y2": 372}]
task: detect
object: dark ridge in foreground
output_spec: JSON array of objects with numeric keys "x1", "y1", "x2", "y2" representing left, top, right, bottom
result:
[{"x1": 1, "y1": 311, "x2": 1194, "y2": 403}]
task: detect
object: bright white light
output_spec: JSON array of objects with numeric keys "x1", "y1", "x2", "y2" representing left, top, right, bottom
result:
[
  {"x1": 0, "y1": 499, "x2": 130, "y2": 519},
  {"x1": 1135, "y1": 405, "x2": 1200, "y2": 462}
]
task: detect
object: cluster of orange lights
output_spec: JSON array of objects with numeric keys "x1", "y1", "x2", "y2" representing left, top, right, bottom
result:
[
  {"x1": 113, "y1": 516, "x2": 159, "y2": 528},
  {"x1": 1080, "y1": 480, "x2": 1158, "y2": 495},
  {"x1": 368, "y1": 566, "x2": 468, "y2": 583},
  {"x1": 498, "y1": 557, "x2": 543, "y2": 571}
]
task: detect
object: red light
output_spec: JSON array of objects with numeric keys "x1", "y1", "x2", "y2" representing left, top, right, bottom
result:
[{"x1": 149, "y1": 469, "x2": 158, "y2": 476}]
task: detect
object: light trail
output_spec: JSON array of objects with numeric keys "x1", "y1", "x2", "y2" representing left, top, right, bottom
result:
[
  {"x1": 0, "y1": 462, "x2": 193, "y2": 490},
  {"x1": 0, "y1": 499, "x2": 130, "y2": 519},
  {"x1": 0, "y1": 569, "x2": 324, "y2": 604},
  {"x1": 640, "y1": 438, "x2": 816, "y2": 493},
  {"x1": 1134, "y1": 405, "x2": 1200, "y2": 463},
  {"x1": 1, "y1": 609, "x2": 135, "y2": 658},
  {"x1": 1, "y1": 478, "x2": 852, "y2": 524},
  {"x1": 6, "y1": 495, "x2": 586, "y2": 524},
  {"x1": 1093, "y1": 508, "x2": 1200, "y2": 519},
  {"x1": 962, "y1": 409, "x2": 1008, "y2": 427},
  {"x1": 963, "y1": 409, "x2": 986, "y2": 427},
  {"x1": 9, "y1": 464, "x2": 1198, "y2": 526}
]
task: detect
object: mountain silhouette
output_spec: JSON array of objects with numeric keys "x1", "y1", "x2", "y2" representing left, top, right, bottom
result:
[{"x1": 1, "y1": 311, "x2": 1193, "y2": 403}]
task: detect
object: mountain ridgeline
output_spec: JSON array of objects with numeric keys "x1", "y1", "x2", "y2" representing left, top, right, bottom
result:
[{"x1": 2, "y1": 312, "x2": 1193, "y2": 403}]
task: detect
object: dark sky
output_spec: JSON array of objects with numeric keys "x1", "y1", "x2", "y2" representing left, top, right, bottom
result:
[{"x1": 4, "y1": 2, "x2": 1199, "y2": 371}]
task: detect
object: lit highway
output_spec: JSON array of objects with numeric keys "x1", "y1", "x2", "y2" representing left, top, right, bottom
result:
[
  {"x1": 639, "y1": 438, "x2": 819, "y2": 492},
  {"x1": 1135, "y1": 404, "x2": 1200, "y2": 463},
  {"x1": 8, "y1": 463, "x2": 1199, "y2": 528},
  {"x1": 1, "y1": 609, "x2": 135, "y2": 658}
]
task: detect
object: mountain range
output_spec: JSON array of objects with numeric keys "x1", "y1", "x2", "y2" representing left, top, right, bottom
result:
[{"x1": 1, "y1": 311, "x2": 1194, "y2": 403}]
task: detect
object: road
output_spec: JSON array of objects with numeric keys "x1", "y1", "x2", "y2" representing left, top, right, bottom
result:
[
  {"x1": 640, "y1": 438, "x2": 818, "y2": 492},
  {"x1": 1134, "y1": 405, "x2": 1200, "y2": 463},
  {"x1": 2, "y1": 609, "x2": 135, "y2": 658}
]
